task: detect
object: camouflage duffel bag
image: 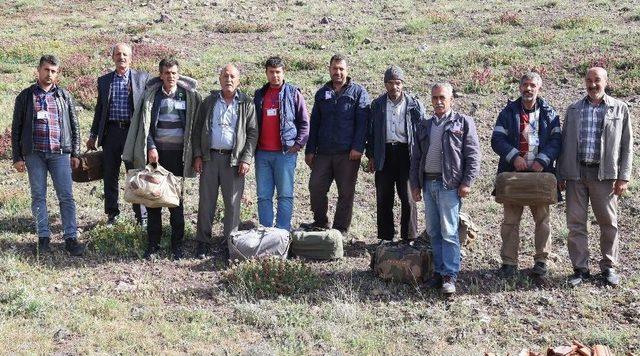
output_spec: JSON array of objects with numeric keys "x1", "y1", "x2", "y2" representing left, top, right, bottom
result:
[
  {"x1": 370, "y1": 240, "x2": 434, "y2": 284},
  {"x1": 228, "y1": 227, "x2": 291, "y2": 262},
  {"x1": 290, "y1": 228, "x2": 343, "y2": 260},
  {"x1": 495, "y1": 172, "x2": 557, "y2": 206}
]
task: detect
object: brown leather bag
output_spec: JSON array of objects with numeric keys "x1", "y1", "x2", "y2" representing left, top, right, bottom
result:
[{"x1": 72, "y1": 150, "x2": 104, "y2": 182}]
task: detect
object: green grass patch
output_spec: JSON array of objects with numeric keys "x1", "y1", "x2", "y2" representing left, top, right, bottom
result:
[
  {"x1": 518, "y1": 30, "x2": 555, "y2": 48},
  {"x1": 224, "y1": 258, "x2": 321, "y2": 300},
  {"x1": 206, "y1": 21, "x2": 272, "y2": 34},
  {"x1": 0, "y1": 286, "x2": 49, "y2": 318},
  {"x1": 86, "y1": 221, "x2": 146, "y2": 258},
  {"x1": 399, "y1": 18, "x2": 430, "y2": 35},
  {"x1": 552, "y1": 16, "x2": 600, "y2": 30}
]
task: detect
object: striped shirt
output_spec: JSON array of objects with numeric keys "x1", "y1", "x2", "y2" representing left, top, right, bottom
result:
[
  {"x1": 32, "y1": 84, "x2": 61, "y2": 153},
  {"x1": 424, "y1": 111, "x2": 451, "y2": 174},
  {"x1": 154, "y1": 87, "x2": 186, "y2": 151},
  {"x1": 108, "y1": 69, "x2": 131, "y2": 121},
  {"x1": 578, "y1": 98, "x2": 605, "y2": 164}
]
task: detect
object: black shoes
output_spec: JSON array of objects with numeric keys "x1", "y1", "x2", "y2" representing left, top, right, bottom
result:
[
  {"x1": 531, "y1": 261, "x2": 547, "y2": 276},
  {"x1": 568, "y1": 269, "x2": 591, "y2": 287},
  {"x1": 35, "y1": 238, "x2": 52, "y2": 255},
  {"x1": 143, "y1": 245, "x2": 160, "y2": 260},
  {"x1": 106, "y1": 214, "x2": 119, "y2": 226},
  {"x1": 65, "y1": 239, "x2": 86, "y2": 256},
  {"x1": 601, "y1": 267, "x2": 620, "y2": 286},
  {"x1": 424, "y1": 273, "x2": 443, "y2": 289},
  {"x1": 195, "y1": 242, "x2": 210, "y2": 259},
  {"x1": 498, "y1": 264, "x2": 517, "y2": 278}
]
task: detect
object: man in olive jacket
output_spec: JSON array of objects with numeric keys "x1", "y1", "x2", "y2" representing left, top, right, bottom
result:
[
  {"x1": 557, "y1": 67, "x2": 634, "y2": 287},
  {"x1": 123, "y1": 58, "x2": 201, "y2": 260},
  {"x1": 192, "y1": 64, "x2": 258, "y2": 259}
]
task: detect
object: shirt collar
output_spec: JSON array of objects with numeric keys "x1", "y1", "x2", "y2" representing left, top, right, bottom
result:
[
  {"x1": 218, "y1": 90, "x2": 239, "y2": 103},
  {"x1": 34, "y1": 82, "x2": 57, "y2": 94},
  {"x1": 162, "y1": 85, "x2": 177, "y2": 97},
  {"x1": 386, "y1": 93, "x2": 405, "y2": 107},
  {"x1": 115, "y1": 68, "x2": 130, "y2": 81},
  {"x1": 583, "y1": 95, "x2": 607, "y2": 108},
  {"x1": 432, "y1": 110, "x2": 452, "y2": 124}
]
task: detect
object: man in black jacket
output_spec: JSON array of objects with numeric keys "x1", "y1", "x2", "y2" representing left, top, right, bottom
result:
[
  {"x1": 86, "y1": 43, "x2": 149, "y2": 226},
  {"x1": 365, "y1": 65, "x2": 423, "y2": 241},
  {"x1": 11, "y1": 55, "x2": 85, "y2": 256}
]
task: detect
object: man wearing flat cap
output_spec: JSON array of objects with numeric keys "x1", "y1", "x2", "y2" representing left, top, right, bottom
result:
[{"x1": 365, "y1": 65, "x2": 425, "y2": 242}]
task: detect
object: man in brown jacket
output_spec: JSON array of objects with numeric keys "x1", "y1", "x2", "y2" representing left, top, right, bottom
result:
[{"x1": 557, "y1": 67, "x2": 634, "y2": 287}]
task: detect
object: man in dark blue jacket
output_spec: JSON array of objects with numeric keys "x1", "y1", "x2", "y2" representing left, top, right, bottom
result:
[
  {"x1": 86, "y1": 43, "x2": 149, "y2": 226},
  {"x1": 365, "y1": 65, "x2": 423, "y2": 241},
  {"x1": 304, "y1": 54, "x2": 370, "y2": 234},
  {"x1": 254, "y1": 57, "x2": 309, "y2": 231},
  {"x1": 491, "y1": 72, "x2": 562, "y2": 279}
]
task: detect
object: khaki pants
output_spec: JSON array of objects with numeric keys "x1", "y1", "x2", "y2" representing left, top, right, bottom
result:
[
  {"x1": 566, "y1": 165, "x2": 619, "y2": 271},
  {"x1": 500, "y1": 203, "x2": 551, "y2": 265}
]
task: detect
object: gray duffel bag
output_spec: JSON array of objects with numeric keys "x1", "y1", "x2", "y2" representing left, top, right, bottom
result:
[{"x1": 228, "y1": 227, "x2": 291, "y2": 262}]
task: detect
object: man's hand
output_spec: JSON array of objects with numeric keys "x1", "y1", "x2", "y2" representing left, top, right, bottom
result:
[
  {"x1": 305, "y1": 153, "x2": 314, "y2": 168},
  {"x1": 238, "y1": 162, "x2": 250, "y2": 176},
  {"x1": 349, "y1": 149, "x2": 362, "y2": 161},
  {"x1": 613, "y1": 179, "x2": 629, "y2": 196},
  {"x1": 530, "y1": 161, "x2": 544, "y2": 172},
  {"x1": 411, "y1": 187, "x2": 422, "y2": 202},
  {"x1": 558, "y1": 179, "x2": 566, "y2": 191},
  {"x1": 513, "y1": 156, "x2": 528, "y2": 171},
  {"x1": 286, "y1": 144, "x2": 301, "y2": 154},
  {"x1": 367, "y1": 159, "x2": 375, "y2": 173},
  {"x1": 70, "y1": 157, "x2": 80, "y2": 169},
  {"x1": 147, "y1": 148, "x2": 159, "y2": 164},
  {"x1": 86, "y1": 137, "x2": 97, "y2": 151},
  {"x1": 458, "y1": 184, "x2": 471, "y2": 198},
  {"x1": 13, "y1": 161, "x2": 26, "y2": 173},
  {"x1": 193, "y1": 157, "x2": 203, "y2": 174}
]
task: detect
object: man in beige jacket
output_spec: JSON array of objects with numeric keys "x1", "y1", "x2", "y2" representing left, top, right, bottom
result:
[{"x1": 557, "y1": 67, "x2": 634, "y2": 287}]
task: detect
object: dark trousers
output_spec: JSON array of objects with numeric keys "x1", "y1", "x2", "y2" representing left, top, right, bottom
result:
[
  {"x1": 309, "y1": 153, "x2": 360, "y2": 232},
  {"x1": 375, "y1": 144, "x2": 417, "y2": 240},
  {"x1": 147, "y1": 150, "x2": 184, "y2": 249},
  {"x1": 102, "y1": 122, "x2": 146, "y2": 220}
]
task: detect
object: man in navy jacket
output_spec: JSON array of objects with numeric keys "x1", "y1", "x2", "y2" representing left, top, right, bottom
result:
[
  {"x1": 304, "y1": 54, "x2": 370, "y2": 234},
  {"x1": 491, "y1": 72, "x2": 561, "y2": 279},
  {"x1": 87, "y1": 43, "x2": 149, "y2": 226}
]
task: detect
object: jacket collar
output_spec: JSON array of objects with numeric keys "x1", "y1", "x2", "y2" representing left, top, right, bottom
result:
[
  {"x1": 146, "y1": 75, "x2": 198, "y2": 93},
  {"x1": 212, "y1": 89, "x2": 250, "y2": 103}
]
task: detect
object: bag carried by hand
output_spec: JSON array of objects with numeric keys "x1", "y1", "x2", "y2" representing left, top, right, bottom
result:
[
  {"x1": 228, "y1": 227, "x2": 291, "y2": 262},
  {"x1": 290, "y1": 228, "x2": 343, "y2": 260},
  {"x1": 371, "y1": 240, "x2": 434, "y2": 284},
  {"x1": 124, "y1": 163, "x2": 181, "y2": 208},
  {"x1": 72, "y1": 150, "x2": 104, "y2": 182},
  {"x1": 494, "y1": 172, "x2": 557, "y2": 206}
]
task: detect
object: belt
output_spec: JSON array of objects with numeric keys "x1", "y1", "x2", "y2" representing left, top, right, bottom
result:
[
  {"x1": 210, "y1": 148, "x2": 232, "y2": 154},
  {"x1": 580, "y1": 161, "x2": 600, "y2": 167},
  {"x1": 385, "y1": 142, "x2": 408, "y2": 147},
  {"x1": 108, "y1": 120, "x2": 130, "y2": 128},
  {"x1": 424, "y1": 173, "x2": 442, "y2": 181}
]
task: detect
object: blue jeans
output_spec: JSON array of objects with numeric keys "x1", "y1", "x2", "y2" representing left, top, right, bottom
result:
[
  {"x1": 255, "y1": 150, "x2": 297, "y2": 230},
  {"x1": 24, "y1": 152, "x2": 78, "y2": 240},
  {"x1": 423, "y1": 179, "x2": 461, "y2": 279}
]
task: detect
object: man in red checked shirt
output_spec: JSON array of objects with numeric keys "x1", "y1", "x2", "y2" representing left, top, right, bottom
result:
[{"x1": 253, "y1": 57, "x2": 310, "y2": 230}]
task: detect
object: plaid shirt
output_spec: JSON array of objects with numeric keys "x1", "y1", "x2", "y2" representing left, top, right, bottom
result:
[
  {"x1": 578, "y1": 97, "x2": 605, "y2": 164},
  {"x1": 32, "y1": 84, "x2": 61, "y2": 153},
  {"x1": 108, "y1": 69, "x2": 131, "y2": 121}
]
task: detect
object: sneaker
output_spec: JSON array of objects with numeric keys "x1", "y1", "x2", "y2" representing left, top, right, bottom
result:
[
  {"x1": 195, "y1": 242, "x2": 209, "y2": 259},
  {"x1": 65, "y1": 239, "x2": 86, "y2": 256},
  {"x1": 532, "y1": 261, "x2": 547, "y2": 276},
  {"x1": 137, "y1": 217, "x2": 148, "y2": 228},
  {"x1": 441, "y1": 276, "x2": 456, "y2": 294},
  {"x1": 424, "y1": 273, "x2": 443, "y2": 289},
  {"x1": 568, "y1": 269, "x2": 590, "y2": 287},
  {"x1": 498, "y1": 264, "x2": 517, "y2": 278},
  {"x1": 35, "y1": 237, "x2": 52, "y2": 255},
  {"x1": 172, "y1": 246, "x2": 183, "y2": 261},
  {"x1": 601, "y1": 267, "x2": 620, "y2": 286},
  {"x1": 106, "y1": 214, "x2": 119, "y2": 226},
  {"x1": 143, "y1": 245, "x2": 160, "y2": 260}
]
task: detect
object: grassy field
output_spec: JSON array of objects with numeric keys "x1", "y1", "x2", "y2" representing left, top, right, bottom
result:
[{"x1": 1, "y1": 0, "x2": 639, "y2": 354}]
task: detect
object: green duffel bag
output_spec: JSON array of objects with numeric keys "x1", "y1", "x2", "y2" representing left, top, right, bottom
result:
[
  {"x1": 370, "y1": 240, "x2": 434, "y2": 284},
  {"x1": 290, "y1": 228, "x2": 343, "y2": 260}
]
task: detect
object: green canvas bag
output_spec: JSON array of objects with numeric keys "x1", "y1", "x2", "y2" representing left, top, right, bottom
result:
[{"x1": 290, "y1": 229, "x2": 344, "y2": 260}]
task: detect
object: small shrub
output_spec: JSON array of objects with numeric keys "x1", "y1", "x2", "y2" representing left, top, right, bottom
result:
[
  {"x1": 0, "y1": 128, "x2": 11, "y2": 159},
  {"x1": 518, "y1": 30, "x2": 555, "y2": 48},
  {"x1": 427, "y1": 11, "x2": 452, "y2": 24},
  {"x1": 224, "y1": 258, "x2": 321, "y2": 299},
  {"x1": 552, "y1": 16, "x2": 598, "y2": 30},
  {"x1": 507, "y1": 63, "x2": 549, "y2": 83},
  {"x1": 482, "y1": 23, "x2": 507, "y2": 35},
  {"x1": 499, "y1": 11, "x2": 523, "y2": 26},
  {"x1": 66, "y1": 75, "x2": 98, "y2": 110},
  {"x1": 86, "y1": 220, "x2": 146, "y2": 258},
  {"x1": 399, "y1": 18, "x2": 429, "y2": 34},
  {"x1": 208, "y1": 22, "x2": 272, "y2": 33}
]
